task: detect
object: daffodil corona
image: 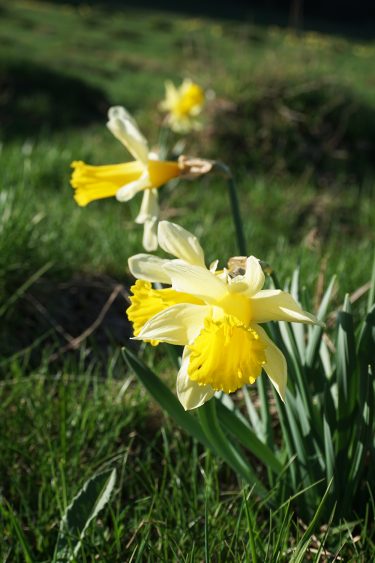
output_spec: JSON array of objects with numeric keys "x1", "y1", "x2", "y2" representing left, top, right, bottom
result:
[
  {"x1": 160, "y1": 79, "x2": 205, "y2": 133},
  {"x1": 70, "y1": 106, "x2": 181, "y2": 251},
  {"x1": 127, "y1": 221, "x2": 320, "y2": 410}
]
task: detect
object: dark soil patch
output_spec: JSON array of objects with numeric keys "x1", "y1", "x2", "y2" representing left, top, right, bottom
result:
[{"x1": 1, "y1": 273, "x2": 134, "y2": 374}]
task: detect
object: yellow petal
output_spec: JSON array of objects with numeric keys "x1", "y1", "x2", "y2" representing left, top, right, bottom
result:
[
  {"x1": 176, "y1": 349, "x2": 215, "y2": 410},
  {"x1": 253, "y1": 324, "x2": 287, "y2": 401},
  {"x1": 157, "y1": 221, "x2": 205, "y2": 267},
  {"x1": 250, "y1": 289, "x2": 319, "y2": 324},
  {"x1": 70, "y1": 160, "x2": 144, "y2": 206},
  {"x1": 136, "y1": 303, "x2": 210, "y2": 345}
]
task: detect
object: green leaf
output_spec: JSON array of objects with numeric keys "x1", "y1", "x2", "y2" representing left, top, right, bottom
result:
[
  {"x1": 336, "y1": 295, "x2": 357, "y2": 450},
  {"x1": 198, "y1": 399, "x2": 269, "y2": 499},
  {"x1": 290, "y1": 267, "x2": 306, "y2": 363},
  {"x1": 367, "y1": 250, "x2": 375, "y2": 312},
  {"x1": 122, "y1": 346, "x2": 210, "y2": 448},
  {"x1": 54, "y1": 468, "x2": 117, "y2": 562},
  {"x1": 215, "y1": 400, "x2": 283, "y2": 476},
  {"x1": 290, "y1": 479, "x2": 333, "y2": 562},
  {"x1": 305, "y1": 275, "x2": 336, "y2": 368}
]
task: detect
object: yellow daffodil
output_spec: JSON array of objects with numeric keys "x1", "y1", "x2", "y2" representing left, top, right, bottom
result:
[
  {"x1": 127, "y1": 221, "x2": 320, "y2": 410},
  {"x1": 70, "y1": 106, "x2": 181, "y2": 251},
  {"x1": 159, "y1": 79, "x2": 205, "y2": 133}
]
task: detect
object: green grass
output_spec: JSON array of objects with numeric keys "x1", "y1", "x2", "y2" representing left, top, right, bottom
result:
[
  {"x1": 0, "y1": 0, "x2": 374, "y2": 559},
  {"x1": 1, "y1": 368, "x2": 374, "y2": 561}
]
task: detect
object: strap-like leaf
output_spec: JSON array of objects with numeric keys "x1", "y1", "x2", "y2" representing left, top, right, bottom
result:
[
  {"x1": 305, "y1": 275, "x2": 336, "y2": 368},
  {"x1": 215, "y1": 400, "x2": 283, "y2": 475},
  {"x1": 122, "y1": 347, "x2": 210, "y2": 448}
]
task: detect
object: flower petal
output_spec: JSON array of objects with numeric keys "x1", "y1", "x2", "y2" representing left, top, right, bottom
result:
[
  {"x1": 128, "y1": 253, "x2": 172, "y2": 284},
  {"x1": 135, "y1": 189, "x2": 159, "y2": 224},
  {"x1": 253, "y1": 324, "x2": 287, "y2": 401},
  {"x1": 177, "y1": 349, "x2": 215, "y2": 410},
  {"x1": 250, "y1": 289, "x2": 319, "y2": 325},
  {"x1": 135, "y1": 303, "x2": 210, "y2": 345},
  {"x1": 142, "y1": 217, "x2": 158, "y2": 252},
  {"x1": 116, "y1": 172, "x2": 150, "y2": 202},
  {"x1": 163, "y1": 262, "x2": 228, "y2": 304},
  {"x1": 244, "y1": 256, "x2": 265, "y2": 295},
  {"x1": 157, "y1": 221, "x2": 205, "y2": 267},
  {"x1": 107, "y1": 106, "x2": 149, "y2": 164}
]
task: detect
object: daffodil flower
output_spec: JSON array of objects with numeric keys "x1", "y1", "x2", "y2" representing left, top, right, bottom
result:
[
  {"x1": 127, "y1": 221, "x2": 320, "y2": 410},
  {"x1": 159, "y1": 79, "x2": 205, "y2": 133},
  {"x1": 70, "y1": 106, "x2": 182, "y2": 251}
]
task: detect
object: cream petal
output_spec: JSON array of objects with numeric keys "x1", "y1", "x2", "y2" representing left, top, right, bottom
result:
[
  {"x1": 107, "y1": 107, "x2": 149, "y2": 164},
  {"x1": 108, "y1": 106, "x2": 137, "y2": 124},
  {"x1": 157, "y1": 221, "x2": 205, "y2": 267},
  {"x1": 135, "y1": 303, "x2": 210, "y2": 345},
  {"x1": 229, "y1": 256, "x2": 265, "y2": 296},
  {"x1": 176, "y1": 349, "x2": 215, "y2": 410},
  {"x1": 163, "y1": 262, "x2": 228, "y2": 304},
  {"x1": 116, "y1": 172, "x2": 150, "y2": 202},
  {"x1": 250, "y1": 289, "x2": 319, "y2": 325},
  {"x1": 128, "y1": 254, "x2": 172, "y2": 284},
  {"x1": 135, "y1": 189, "x2": 159, "y2": 224},
  {"x1": 244, "y1": 256, "x2": 265, "y2": 295},
  {"x1": 142, "y1": 218, "x2": 158, "y2": 252},
  {"x1": 254, "y1": 324, "x2": 287, "y2": 401}
]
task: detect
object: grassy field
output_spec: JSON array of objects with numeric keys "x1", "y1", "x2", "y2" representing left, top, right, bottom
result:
[{"x1": 1, "y1": 0, "x2": 374, "y2": 560}]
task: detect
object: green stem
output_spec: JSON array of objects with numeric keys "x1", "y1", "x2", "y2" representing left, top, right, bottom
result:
[{"x1": 214, "y1": 162, "x2": 247, "y2": 256}]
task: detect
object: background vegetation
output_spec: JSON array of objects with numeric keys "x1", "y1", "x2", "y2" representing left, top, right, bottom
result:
[{"x1": 0, "y1": 0, "x2": 374, "y2": 559}]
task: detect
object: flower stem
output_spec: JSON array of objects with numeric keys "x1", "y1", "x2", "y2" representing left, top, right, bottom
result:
[
  {"x1": 226, "y1": 174, "x2": 247, "y2": 256},
  {"x1": 213, "y1": 162, "x2": 247, "y2": 256}
]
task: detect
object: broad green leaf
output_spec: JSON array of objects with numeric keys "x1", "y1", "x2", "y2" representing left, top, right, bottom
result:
[
  {"x1": 122, "y1": 346, "x2": 210, "y2": 448},
  {"x1": 290, "y1": 267, "x2": 306, "y2": 362},
  {"x1": 367, "y1": 250, "x2": 375, "y2": 312},
  {"x1": 305, "y1": 276, "x2": 336, "y2": 368},
  {"x1": 198, "y1": 399, "x2": 269, "y2": 499},
  {"x1": 55, "y1": 468, "x2": 117, "y2": 562},
  {"x1": 215, "y1": 400, "x2": 283, "y2": 475},
  {"x1": 336, "y1": 295, "x2": 357, "y2": 454}
]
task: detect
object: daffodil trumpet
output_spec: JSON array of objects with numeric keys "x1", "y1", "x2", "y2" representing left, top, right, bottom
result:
[
  {"x1": 70, "y1": 107, "x2": 211, "y2": 252},
  {"x1": 127, "y1": 221, "x2": 321, "y2": 411}
]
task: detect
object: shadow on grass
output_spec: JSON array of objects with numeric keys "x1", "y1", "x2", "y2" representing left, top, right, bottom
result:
[
  {"x1": 0, "y1": 273, "x2": 134, "y2": 375},
  {"x1": 208, "y1": 77, "x2": 375, "y2": 186},
  {"x1": 0, "y1": 59, "x2": 109, "y2": 139}
]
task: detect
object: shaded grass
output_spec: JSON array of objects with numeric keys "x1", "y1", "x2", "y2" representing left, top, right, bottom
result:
[{"x1": 1, "y1": 368, "x2": 374, "y2": 561}]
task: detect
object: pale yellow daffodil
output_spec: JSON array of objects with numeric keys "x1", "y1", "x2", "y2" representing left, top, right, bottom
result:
[
  {"x1": 70, "y1": 106, "x2": 181, "y2": 251},
  {"x1": 159, "y1": 79, "x2": 205, "y2": 133},
  {"x1": 127, "y1": 221, "x2": 320, "y2": 410}
]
